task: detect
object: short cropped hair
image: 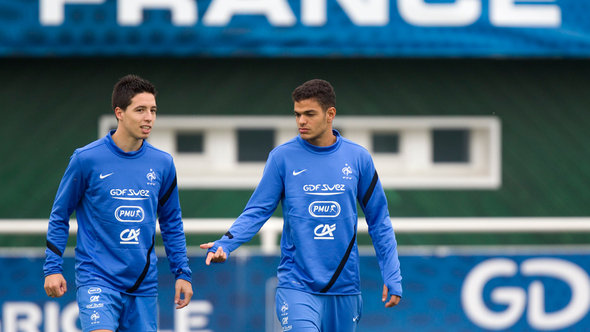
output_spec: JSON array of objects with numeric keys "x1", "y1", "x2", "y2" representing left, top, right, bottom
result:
[
  {"x1": 292, "y1": 79, "x2": 336, "y2": 111},
  {"x1": 111, "y1": 74, "x2": 157, "y2": 111}
]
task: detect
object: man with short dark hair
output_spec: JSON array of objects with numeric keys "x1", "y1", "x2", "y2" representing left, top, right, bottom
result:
[
  {"x1": 201, "y1": 79, "x2": 402, "y2": 331},
  {"x1": 44, "y1": 74, "x2": 193, "y2": 332}
]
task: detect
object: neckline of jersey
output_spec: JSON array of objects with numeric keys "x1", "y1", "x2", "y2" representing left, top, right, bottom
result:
[
  {"x1": 105, "y1": 129, "x2": 148, "y2": 159},
  {"x1": 296, "y1": 129, "x2": 342, "y2": 154}
]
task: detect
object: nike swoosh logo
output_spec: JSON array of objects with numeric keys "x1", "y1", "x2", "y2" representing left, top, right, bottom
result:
[
  {"x1": 99, "y1": 173, "x2": 114, "y2": 179},
  {"x1": 292, "y1": 169, "x2": 307, "y2": 176}
]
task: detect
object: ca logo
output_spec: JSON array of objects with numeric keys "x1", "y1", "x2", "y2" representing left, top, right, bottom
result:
[
  {"x1": 314, "y1": 224, "x2": 336, "y2": 240},
  {"x1": 120, "y1": 228, "x2": 141, "y2": 244},
  {"x1": 461, "y1": 258, "x2": 590, "y2": 330}
]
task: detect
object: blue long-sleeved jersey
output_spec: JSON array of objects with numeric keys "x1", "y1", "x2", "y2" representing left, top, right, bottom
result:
[
  {"x1": 211, "y1": 131, "x2": 402, "y2": 296},
  {"x1": 44, "y1": 130, "x2": 191, "y2": 295}
]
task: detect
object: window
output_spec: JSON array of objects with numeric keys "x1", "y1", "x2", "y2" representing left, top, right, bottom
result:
[
  {"x1": 238, "y1": 129, "x2": 274, "y2": 162},
  {"x1": 99, "y1": 115, "x2": 500, "y2": 189},
  {"x1": 176, "y1": 132, "x2": 204, "y2": 153},
  {"x1": 432, "y1": 129, "x2": 470, "y2": 163},
  {"x1": 373, "y1": 132, "x2": 400, "y2": 154}
]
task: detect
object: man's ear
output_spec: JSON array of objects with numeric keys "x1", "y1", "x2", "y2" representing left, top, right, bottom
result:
[
  {"x1": 326, "y1": 107, "x2": 336, "y2": 123},
  {"x1": 114, "y1": 107, "x2": 124, "y2": 121}
]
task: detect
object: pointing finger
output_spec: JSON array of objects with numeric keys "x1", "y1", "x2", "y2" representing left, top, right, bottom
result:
[{"x1": 200, "y1": 242, "x2": 214, "y2": 249}]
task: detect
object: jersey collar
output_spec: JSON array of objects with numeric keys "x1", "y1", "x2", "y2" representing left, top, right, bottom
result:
[
  {"x1": 105, "y1": 129, "x2": 148, "y2": 158},
  {"x1": 297, "y1": 129, "x2": 342, "y2": 154}
]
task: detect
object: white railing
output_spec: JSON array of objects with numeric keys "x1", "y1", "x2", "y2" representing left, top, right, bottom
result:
[{"x1": 2, "y1": 217, "x2": 590, "y2": 253}]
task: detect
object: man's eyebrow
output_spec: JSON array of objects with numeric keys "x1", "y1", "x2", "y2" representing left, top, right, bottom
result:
[{"x1": 133, "y1": 105, "x2": 156, "y2": 110}]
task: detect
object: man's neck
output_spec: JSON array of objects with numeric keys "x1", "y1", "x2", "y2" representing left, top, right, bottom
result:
[
  {"x1": 111, "y1": 130, "x2": 143, "y2": 152},
  {"x1": 306, "y1": 131, "x2": 336, "y2": 147}
]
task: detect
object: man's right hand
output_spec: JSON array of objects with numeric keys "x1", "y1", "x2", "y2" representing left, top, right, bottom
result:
[
  {"x1": 199, "y1": 242, "x2": 227, "y2": 265},
  {"x1": 44, "y1": 273, "x2": 67, "y2": 298}
]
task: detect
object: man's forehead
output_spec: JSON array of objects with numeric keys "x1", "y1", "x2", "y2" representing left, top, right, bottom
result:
[
  {"x1": 294, "y1": 98, "x2": 322, "y2": 110},
  {"x1": 130, "y1": 92, "x2": 156, "y2": 104}
]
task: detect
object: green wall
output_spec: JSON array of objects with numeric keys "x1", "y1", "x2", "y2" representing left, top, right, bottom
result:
[{"x1": 2, "y1": 58, "x2": 589, "y2": 224}]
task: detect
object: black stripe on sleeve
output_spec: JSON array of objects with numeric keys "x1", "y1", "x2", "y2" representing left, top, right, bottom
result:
[
  {"x1": 159, "y1": 175, "x2": 177, "y2": 206},
  {"x1": 47, "y1": 240, "x2": 63, "y2": 257},
  {"x1": 225, "y1": 231, "x2": 234, "y2": 239},
  {"x1": 320, "y1": 232, "x2": 357, "y2": 293},
  {"x1": 126, "y1": 236, "x2": 155, "y2": 293},
  {"x1": 362, "y1": 170, "x2": 379, "y2": 207}
]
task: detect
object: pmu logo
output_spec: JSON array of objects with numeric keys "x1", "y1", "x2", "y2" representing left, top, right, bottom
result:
[
  {"x1": 309, "y1": 201, "x2": 341, "y2": 217},
  {"x1": 120, "y1": 228, "x2": 141, "y2": 244},
  {"x1": 115, "y1": 206, "x2": 145, "y2": 222},
  {"x1": 461, "y1": 258, "x2": 590, "y2": 330},
  {"x1": 88, "y1": 287, "x2": 101, "y2": 294},
  {"x1": 314, "y1": 224, "x2": 336, "y2": 240}
]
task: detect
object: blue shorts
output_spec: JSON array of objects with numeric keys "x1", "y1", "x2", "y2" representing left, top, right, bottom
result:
[
  {"x1": 77, "y1": 286, "x2": 157, "y2": 332},
  {"x1": 276, "y1": 287, "x2": 362, "y2": 332}
]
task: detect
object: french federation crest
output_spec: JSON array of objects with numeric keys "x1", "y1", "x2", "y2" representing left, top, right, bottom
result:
[
  {"x1": 146, "y1": 169, "x2": 158, "y2": 186},
  {"x1": 146, "y1": 169, "x2": 157, "y2": 182},
  {"x1": 342, "y1": 164, "x2": 353, "y2": 180}
]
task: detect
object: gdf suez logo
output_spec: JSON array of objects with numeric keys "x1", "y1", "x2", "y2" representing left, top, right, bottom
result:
[{"x1": 461, "y1": 258, "x2": 590, "y2": 330}]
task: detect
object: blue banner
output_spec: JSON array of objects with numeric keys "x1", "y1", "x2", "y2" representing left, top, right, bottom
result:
[
  {"x1": 0, "y1": 0, "x2": 589, "y2": 57},
  {"x1": 2, "y1": 249, "x2": 590, "y2": 331}
]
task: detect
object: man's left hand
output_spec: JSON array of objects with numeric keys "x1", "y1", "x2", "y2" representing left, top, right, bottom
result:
[
  {"x1": 382, "y1": 284, "x2": 401, "y2": 308},
  {"x1": 175, "y1": 279, "x2": 193, "y2": 309}
]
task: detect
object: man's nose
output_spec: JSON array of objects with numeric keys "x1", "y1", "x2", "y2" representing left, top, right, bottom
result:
[{"x1": 298, "y1": 115, "x2": 306, "y2": 125}]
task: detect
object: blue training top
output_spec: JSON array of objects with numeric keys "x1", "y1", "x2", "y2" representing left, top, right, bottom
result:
[
  {"x1": 44, "y1": 130, "x2": 191, "y2": 296},
  {"x1": 210, "y1": 130, "x2": 402, "y2": 296}
]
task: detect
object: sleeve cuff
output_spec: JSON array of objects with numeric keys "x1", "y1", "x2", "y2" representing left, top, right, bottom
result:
[
  {"x1": 207, "y1": 243, "x2": 231, "y2": 261},
  {"x1": 175, "y1": 267, "x2": 192, "y2": 283},
  {"x1": 388, "y1": 282, "x2": 403, "y2": 297}
]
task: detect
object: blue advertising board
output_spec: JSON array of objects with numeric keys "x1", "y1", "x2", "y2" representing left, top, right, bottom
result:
[
  {"x1": 0, "y1": 0, "x2": 589, "y2": 57},
  {"x1": 1, "y1": 248, "x2": 590, "y2": 331}
]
